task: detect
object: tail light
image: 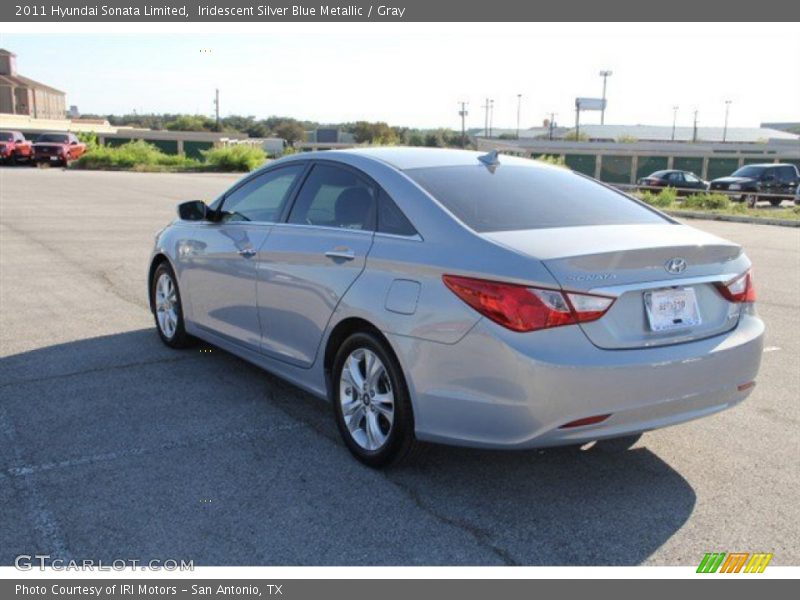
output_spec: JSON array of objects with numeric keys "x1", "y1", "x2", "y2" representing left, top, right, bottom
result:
[
  {"x1": 715, "y1": 270, "x2": 756, "y2": 303},
  {"x1": 442, "y1": 275, "x2": 615, "y2": 333}
]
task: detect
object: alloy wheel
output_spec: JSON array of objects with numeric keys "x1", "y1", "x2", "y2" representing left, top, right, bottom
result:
[{"x1": 338, "y1": 348, "x2": 395, "y2": 451}]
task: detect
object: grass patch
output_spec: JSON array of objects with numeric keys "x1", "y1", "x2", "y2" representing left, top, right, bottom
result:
[
  {"x1": 72, "y1": 141, "x2": 268, "y2": 172},
  {"x1": 74, "y1": 141, "x2": 202, "y2": 171},
  {"x1": 634, "y1": 188, "x2": 798, "y2": 221},
  {"x1": 201, "y1": 145, "x2": 267, "y2": 172}
]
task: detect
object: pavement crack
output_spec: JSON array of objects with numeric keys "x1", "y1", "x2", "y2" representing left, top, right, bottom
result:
[
  {"x1": 0, "y1": 354, "x2": 198, "y2": 389},
  {"x1": 385, "y1": 475, "x2": 520, "y2": 566},
  {"x1": 4, "y1": 423, "x2": 303, "y2": 479}
]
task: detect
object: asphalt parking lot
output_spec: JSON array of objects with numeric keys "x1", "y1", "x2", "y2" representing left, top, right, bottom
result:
[{"x1": 1, "y1": 167, "x2": 798, "y2": 566}]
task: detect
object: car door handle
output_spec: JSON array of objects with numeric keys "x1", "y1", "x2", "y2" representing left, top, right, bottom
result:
[
  {"x1": 238, "y1": 248, "x2": 257, "y2": 258},
  {"x1": 324, "y1": 249, "x2": 355, "y2": 261}
]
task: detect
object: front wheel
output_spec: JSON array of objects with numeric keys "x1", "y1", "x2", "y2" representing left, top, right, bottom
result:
[
  {"x1": 332, "y1": 332, "x2": 417, "y2": 468},
  {"x1": 151, "y1": 262, "x2": 193, "y2": 348},
  {"x1": 768, "y1": 198, "x2": 782, "y2": 207}
]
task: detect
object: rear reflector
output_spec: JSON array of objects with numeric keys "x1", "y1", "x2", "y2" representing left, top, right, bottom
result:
[
  {"x1": 737, "y1": 381, "x2": 756, "y2": 392},
  {"x1": 559, "y1": 414, "x2": 612, "y2": 429},
  {"x1": 442, "y1": 275, "x2": 615, "y2": 333},
  {"x1": 716, "y1": 270, "x2": 756, "y2": 303}
]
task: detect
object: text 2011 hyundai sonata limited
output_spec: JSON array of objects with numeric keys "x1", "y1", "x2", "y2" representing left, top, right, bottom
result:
[{"x1": 148, "y1": 148, "x2": 764, "y2": 467}]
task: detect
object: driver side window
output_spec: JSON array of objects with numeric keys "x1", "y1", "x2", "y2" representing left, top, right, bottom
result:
[{"x1": 220, "y1": 165, "x2": 304, "y2": 223}]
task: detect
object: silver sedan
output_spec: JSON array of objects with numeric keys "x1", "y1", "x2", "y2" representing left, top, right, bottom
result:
[{"x1": 148, "y1": 148, "x2": 764, "y2": 467}]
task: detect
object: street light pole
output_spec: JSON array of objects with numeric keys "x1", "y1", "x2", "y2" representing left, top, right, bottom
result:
[
  {"x1": 599, "y1": 70, "x2": 612, "y2": 125},
  {"x1": 516, "y1": 94, "x2": 522, "y2": 139},
  {"x1": 489, "y1": 99, "x2": 494, "y2": 138},
  {"x1": 548, "y1": 112, "x2": 556, "y2": 140},
  {"x1": 458, "y1": 101, "x2": 469, "y2": 148},
  {"x1": 722, "y1": 100, "x2": 732, "y2": 143},
  {"x1": 692, "y1": 109, "x2": 699, "y2": 143},
  {"x1": 671, "y1": 105, "x2": 678, "y2": 141}
]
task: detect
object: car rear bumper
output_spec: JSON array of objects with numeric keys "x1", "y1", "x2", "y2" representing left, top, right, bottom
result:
[{"x1": 388, "y1": 312, "x2": 764, "y2": 449}]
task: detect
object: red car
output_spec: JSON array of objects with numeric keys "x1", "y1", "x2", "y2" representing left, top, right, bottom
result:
[
  {"x1": 33, "y1": 132, "x2": 87, "y2": 166},
  {"x1": 0, "y1": 130, "x2": 33, "y2": 164}
]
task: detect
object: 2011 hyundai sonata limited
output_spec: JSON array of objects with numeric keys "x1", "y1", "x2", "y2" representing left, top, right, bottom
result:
[{"x1": 148, "y1": 148, "x2": 764, "y2": 467}]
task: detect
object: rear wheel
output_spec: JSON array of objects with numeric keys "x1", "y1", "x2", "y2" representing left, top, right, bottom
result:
[
  {"x1": 151, "y1": 262, "x2": 193, "y2": 348},
  {"x1": 332, "y1": 332, "x2": 417, "y2": 468},
  {"x1": 768, "y1": 198, "x2": 782, "y2": 207}
]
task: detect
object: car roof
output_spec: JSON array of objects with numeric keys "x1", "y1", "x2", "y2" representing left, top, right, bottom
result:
[
  {"x1": 739, "y1": 163, "x2": 793, "y2": 168},
  {"x1": 326, "y1": 146, "x2": 543, "y2": 171}
]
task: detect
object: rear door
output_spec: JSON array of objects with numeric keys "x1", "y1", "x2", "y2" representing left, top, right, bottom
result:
[{"x1": 256, "y1": 162, "x2": 377, "y2": 367}]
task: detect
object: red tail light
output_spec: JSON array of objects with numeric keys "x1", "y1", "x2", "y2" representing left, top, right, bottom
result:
[
  {"x1": 715, "y1": 270, "x2": 756, "y2": 303},
  {"x1": 442, "y1": 275, "x2": 615, "y2": 332}
]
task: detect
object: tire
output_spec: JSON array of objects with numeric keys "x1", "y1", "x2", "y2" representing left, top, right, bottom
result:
[
  {"x1": 332, "y1": 331, "x2": 417, "y2": 468},
  {"x1": 150, "y1": 262, "x2": 194, "y2": 349},
  {"x1": 768, "y1": 198, "x2": 782, "y2": 207}
]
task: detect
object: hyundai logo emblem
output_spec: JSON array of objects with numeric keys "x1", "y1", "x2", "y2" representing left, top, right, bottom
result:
[{"x1": 665, "y1": 257, "x2": 688, "y2": 274}]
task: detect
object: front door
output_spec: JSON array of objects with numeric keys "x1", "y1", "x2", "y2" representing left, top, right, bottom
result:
[{"x1": 178, "y1": 164, "x2": 305, "y2": 350}]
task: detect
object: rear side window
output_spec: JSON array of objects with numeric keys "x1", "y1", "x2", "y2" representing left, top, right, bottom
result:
[
  {"x1": 378, "y1": 190, "x2": 417, "y2": 236},
  {"x1": 289, "y1": 164, "x2": 376, "y2": 231},
  {"x1": 406, "y1": 165, "x2": 667, "y2": 232},
  {"x1": 220, "y1": 165, "x2": 304, "y2": 222}
]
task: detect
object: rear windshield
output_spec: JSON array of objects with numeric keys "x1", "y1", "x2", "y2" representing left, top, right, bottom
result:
[
  {"x1": 37, "y1": 134, "x2": 69, "y2": 143},
  {"x1": 406, "y1": 165, "x2": 667, "y2": 232}
]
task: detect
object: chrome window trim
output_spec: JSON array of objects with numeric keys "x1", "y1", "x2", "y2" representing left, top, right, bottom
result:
[{"x1": 269, "y1": 222, "x2": 375, "y2": 237}]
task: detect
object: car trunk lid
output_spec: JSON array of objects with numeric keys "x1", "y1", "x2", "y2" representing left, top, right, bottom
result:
[{"x1": 482, "y1": 224, "x2": 748, "y2": 349}]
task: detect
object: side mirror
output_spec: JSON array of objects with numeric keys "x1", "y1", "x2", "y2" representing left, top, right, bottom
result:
[{"x1": 177, "y1": 200, "x2": 209, "y2": 221}]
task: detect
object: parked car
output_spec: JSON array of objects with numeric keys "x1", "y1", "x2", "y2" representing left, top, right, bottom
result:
[
  {"x1": 32, "y1": 132, "x2": 86, "y2": 166},
  {"x1": 638, "y1": 170, "x2": 708, "y2": 193},
  {"x1": 149, "y1": 148, "x2": 764, "y2": 467},
  {"x1": 0, "y1": 130, "x2": 33, "y2": 164},
  {"x1": 710, "y1": 163, "x2": 800, "y2": 207}
]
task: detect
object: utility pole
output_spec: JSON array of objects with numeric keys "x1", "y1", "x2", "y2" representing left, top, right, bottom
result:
[
  {"x1": 548, "y1": 112, "x2": 556, "y2": 140},
  {"x1": 214, "y1": 88, "x2": 220, "y2": 130},
  {"x1": 516, "y1": 94, "x2": 522, "y2": 139},
  {"x1": 692, "y1": 109, "x2": 699, "y2": 143},
  {"x1": 575, "y1": 101, "x2": 581, "y2": 141},
  {"x1": 489, "y1": 99, "x2": 494, "y2": 138},
  {"x1": 458, "y1": 101, "x2": 469, "y2": 148},
  {"x1": 671, "y1": 105, "x2": 678, "y2": 141},
  {"x1": 599, "y1": 70, "x2": 612, "y2": 125},
  {"x1": 483, "y1": 97, "x2": 489, "y2": 138},
  {"x1": 722, "y1": 100, "x2": 732, "y2": 143}
]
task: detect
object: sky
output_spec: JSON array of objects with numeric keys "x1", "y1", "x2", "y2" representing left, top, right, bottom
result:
[{"x1": 3, "y1": 23, "x2": 799, "y2": 130}]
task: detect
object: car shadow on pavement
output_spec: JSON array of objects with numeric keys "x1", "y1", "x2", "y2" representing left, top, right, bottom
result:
[{"x1": 1, "y1": 329, "x2": 696, "y2": 566}]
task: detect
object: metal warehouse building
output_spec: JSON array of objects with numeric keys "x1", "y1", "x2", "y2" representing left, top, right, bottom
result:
[{"x1": 0, "y1": 49, "x2": 66, "y2": 120}]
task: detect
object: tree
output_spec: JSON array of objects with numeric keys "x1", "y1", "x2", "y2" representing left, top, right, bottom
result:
[
  {"x1": 273, "y1": 120, "x2": 307, "y2": 145},
  {"x1": 165, "y1": 115, "x2": 215, "y2": 132}
]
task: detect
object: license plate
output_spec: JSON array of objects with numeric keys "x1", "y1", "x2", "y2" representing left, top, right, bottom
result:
[
  {"x1": 49, "y1": 156, "x2": 59, "y2": 161},
  {"x1": 644, "y1": 287, "x2": 701, "y2": 332}
]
